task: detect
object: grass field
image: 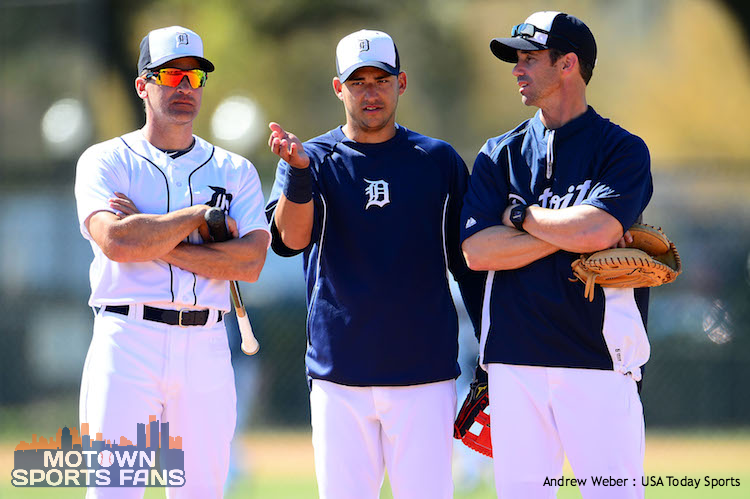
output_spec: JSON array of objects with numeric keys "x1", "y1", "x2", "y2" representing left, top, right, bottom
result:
[{"x1": 2, "y1": 429, "x2": 749, "y2": 498}]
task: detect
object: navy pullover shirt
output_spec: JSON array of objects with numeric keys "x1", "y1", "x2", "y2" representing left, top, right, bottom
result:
[
  {"x1": 267, "y1": 125, "x2": 485, "y2": 386},
  {"x1": 461, "y1": 107, "x2": 653, "y2": 373}
]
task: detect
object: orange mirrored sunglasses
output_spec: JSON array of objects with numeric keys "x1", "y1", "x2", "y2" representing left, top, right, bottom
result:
[{"x1": 145, "y1": 68, "x2": 207, "y2": 89}]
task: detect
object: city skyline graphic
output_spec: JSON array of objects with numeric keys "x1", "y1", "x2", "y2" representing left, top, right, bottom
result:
[
  {"x1": 13, "y1": 415, "x2": 185, "y2": 487},
  {"x1": 14, "y1": 415, "x2": 183, "y2": 452}
]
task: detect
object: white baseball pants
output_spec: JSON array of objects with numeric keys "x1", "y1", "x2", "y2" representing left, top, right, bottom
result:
[
  {"x1": 79, "y1": 306, "x2": 236, "y2": 498},
  {"x1": 310, "y1": 378, "x2": 457, "y2": 499},
  {"x1": 488, "y1": 363, "x2": 645, "y2": 499}
]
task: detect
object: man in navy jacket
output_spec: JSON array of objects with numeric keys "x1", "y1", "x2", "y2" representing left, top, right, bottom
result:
[{"x1": 462, "y1": 12, "x2": 652, "y2": 499}]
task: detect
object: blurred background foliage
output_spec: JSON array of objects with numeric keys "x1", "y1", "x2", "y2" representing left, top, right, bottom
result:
[
  {"x1": 3, "y1": 0, "x2": 750, "y2": 180},
  {"x1": 1, "y1": 0, "x2": 749, "y2": 437}
]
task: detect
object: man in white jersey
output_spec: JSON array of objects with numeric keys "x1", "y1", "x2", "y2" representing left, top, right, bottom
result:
[{"x1": 74, "y1": 26, "x2": 270, "y2": 498}]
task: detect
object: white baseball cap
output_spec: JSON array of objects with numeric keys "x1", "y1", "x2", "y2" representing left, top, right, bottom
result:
[
  {"x1": 137, "y1": 26, "x2": 215, "y2": 74},
  {"x1": 335, "y1": 29, "x2": 400, "y2": 82}
]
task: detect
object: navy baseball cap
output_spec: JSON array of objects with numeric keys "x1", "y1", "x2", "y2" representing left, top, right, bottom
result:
[
  {"x1": 490, "y1": 11, "x2": 597, "y2": 68},
  {"x1": 336, "y1": 29, "x2": 400, "y2": 82},
  {"x1": 137, "y1": 26, "x2": 215, "y2": 74}
]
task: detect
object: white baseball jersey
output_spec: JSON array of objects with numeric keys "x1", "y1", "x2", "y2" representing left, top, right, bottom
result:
[{"x1": 74, "y1": 130, "x2": 270, "y2": 311}]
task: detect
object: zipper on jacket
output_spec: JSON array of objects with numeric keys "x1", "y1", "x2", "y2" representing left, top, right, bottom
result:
[{"x1": 546, "y1": 129, "x2": 555, "y2": 180}]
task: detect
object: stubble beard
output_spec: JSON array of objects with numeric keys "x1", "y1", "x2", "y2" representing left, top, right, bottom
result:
[
  {"x1": 353, "y1": 105, "x2": 396, "y2": 134},
  {"x1": 156, "y1": 102, "x2": 199, "y2": 126}
]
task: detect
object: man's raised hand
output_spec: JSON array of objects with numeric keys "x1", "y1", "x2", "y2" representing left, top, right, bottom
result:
[{"x1": 268, "y1": 122, "x2": 310, "y2": 169}]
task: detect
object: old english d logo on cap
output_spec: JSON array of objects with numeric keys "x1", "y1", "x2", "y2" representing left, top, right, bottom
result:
[
  {"x1": 336, "y1": 29, "x2": 400, "y2": 82},
  {"x1": 137, "y1": 25, "x2": 215, "y2": 74}
]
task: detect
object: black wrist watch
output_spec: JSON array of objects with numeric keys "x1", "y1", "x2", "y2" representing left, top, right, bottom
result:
[{"x1": 510, "y1": 204, "x2": 527, "y2": 232}]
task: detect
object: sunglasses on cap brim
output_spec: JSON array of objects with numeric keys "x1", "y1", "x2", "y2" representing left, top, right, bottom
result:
[{"x1": 511, "y1": 23, "x2": 580, "y2": 51}]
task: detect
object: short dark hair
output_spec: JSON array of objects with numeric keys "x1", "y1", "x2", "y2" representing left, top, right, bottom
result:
[{"x1": 549, "y1": 48, "x2": 594, "y2": 85}]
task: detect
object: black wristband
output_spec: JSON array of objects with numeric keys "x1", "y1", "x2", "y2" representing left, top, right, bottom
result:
[{"x1": 283, "y1": 165, "x2": 312, "y2": 204}]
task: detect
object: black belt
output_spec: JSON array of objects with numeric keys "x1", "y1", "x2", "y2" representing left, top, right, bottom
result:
[{"x1": 101, "y1": 305, "x2": 222, "y2": 327}]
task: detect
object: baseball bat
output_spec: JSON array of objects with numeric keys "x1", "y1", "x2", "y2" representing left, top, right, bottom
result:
[{"x1": 205, "y1": 207, "x2": 260, "y2": 355}]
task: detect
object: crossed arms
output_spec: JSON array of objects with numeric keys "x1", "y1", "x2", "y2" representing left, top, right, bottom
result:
[
  {"x1": 85, "y1": 193, "x2": 270, "y2": 283},
  {"x1": 462, "y1": 204, "x2": 628, "y2": 271}
]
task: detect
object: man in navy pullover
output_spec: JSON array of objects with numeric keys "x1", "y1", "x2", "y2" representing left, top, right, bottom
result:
[
  {"x1": 461, "y1": 12, "x2": 652, "y2": 499},
  {"x1": 265, "y1": 29, "x2": 483, "y2": 499}
]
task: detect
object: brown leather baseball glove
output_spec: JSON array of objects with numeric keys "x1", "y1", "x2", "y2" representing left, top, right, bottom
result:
[{"x1": 571, "y1": 223, "x2": 682, "y2": 302}]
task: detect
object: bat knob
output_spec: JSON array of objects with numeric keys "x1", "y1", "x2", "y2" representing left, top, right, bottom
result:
[
  {"x1": 205, "y1": 206, "x2": 224, "y2": 224},
  {"x1": 241, "y1": 340, "x2": 260, "y2": 356},
  {"x1": 205, "y1": 207, "x2": 230, "y2": 242}
]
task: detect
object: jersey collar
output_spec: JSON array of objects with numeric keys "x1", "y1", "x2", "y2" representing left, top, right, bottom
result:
[
  {"x1": 331, "y1": 123, "x2": 406, "y2": 146},
  {"x1": 121, "y1": 130, "x2": 213, "y2": 168},
  {"x1": 530, "y1": 106, "x2": 597, "y2": 140}
]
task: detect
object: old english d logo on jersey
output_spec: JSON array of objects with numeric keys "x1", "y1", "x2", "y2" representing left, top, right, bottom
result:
[
  {"x1": 207, "y1": 186, "x2": 233, "y2": 211},
  {"x1": 364, "y1": 179, "x2": 390, "y2": 209}
]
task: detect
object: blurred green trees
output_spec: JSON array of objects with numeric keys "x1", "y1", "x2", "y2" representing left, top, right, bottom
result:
[{"x1": 3, "y1": 0, "x2": 749, "y2": 180}]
